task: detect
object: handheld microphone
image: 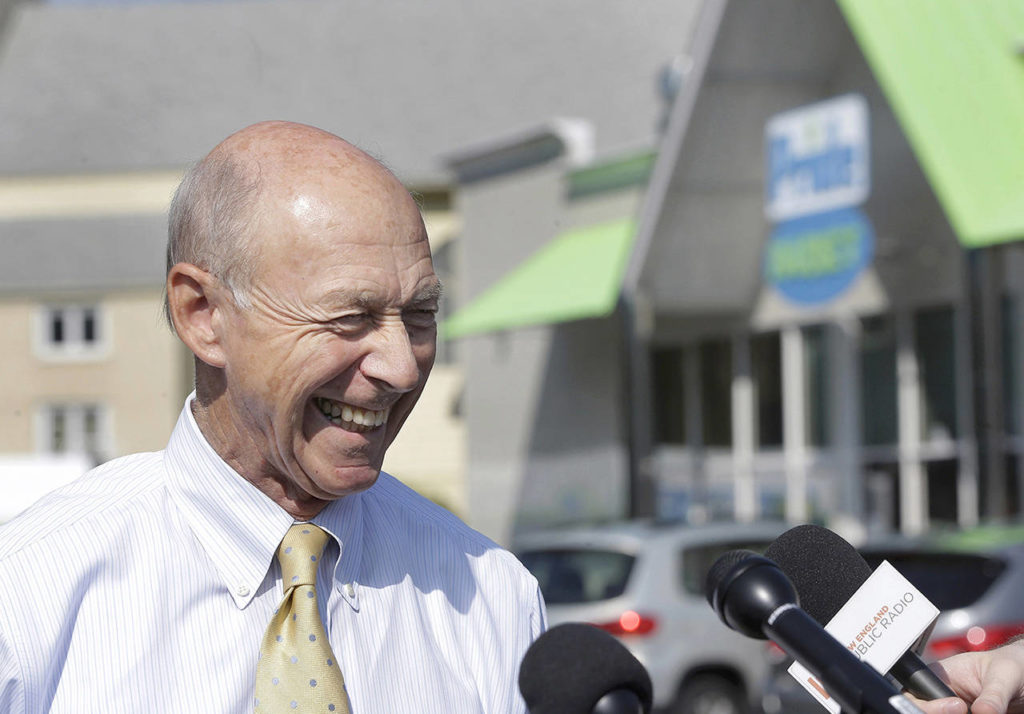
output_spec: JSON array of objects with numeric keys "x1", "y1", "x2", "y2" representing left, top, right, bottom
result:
[
  {"x1": 518, "y1": 623, "x2": 653, "y2": 714},
  {"x1": 764, "y1": 525, "x2": 955, "y2": 701},
  {"x1": 706, "y1": 549, "x2": 923, "y2": 714}
]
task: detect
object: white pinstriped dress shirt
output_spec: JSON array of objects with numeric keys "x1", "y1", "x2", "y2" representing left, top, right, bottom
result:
[{"x1": 0, "y1": 396, "x2": 546, "y2": 713}]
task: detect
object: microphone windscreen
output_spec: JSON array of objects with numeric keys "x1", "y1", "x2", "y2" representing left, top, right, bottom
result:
[
  {"x1": 518, "y1": 622, "x2": 653, "y2": 714},
  {"x1": 764, "y1": 524, "x2": 872, "y2": 624}
]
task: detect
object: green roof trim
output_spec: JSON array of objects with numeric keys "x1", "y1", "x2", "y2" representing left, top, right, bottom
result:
[
  {"x1": 568, "y1": 151, "x2": 655, "y2": 198},
  {"x1": 443, "y1": 217, "x2": 636, "y2": 338},
  {"x1": 836, "y1": 0, "x2": 1024, "y2": 248},
  {"x1": 930, "y1": 523, "x2": 1024, "y2": 552}
]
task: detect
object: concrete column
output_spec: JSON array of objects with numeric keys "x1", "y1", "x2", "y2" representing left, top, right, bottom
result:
[
  {"x1": 1013, "y1": 294, "x2": 1024, "y2": 515},
  {"x1": 783, "y1": 325, "x2": 808, "y2": 522},
  {"x1": 954, "y1": 301, "x2": 980, "y2": 528},
  {"x1": 684, "y1": 344, "x2": 706, "y2": 521},
  {"x1": 829, "y1": 318, "x2": 864, "y2": 528},
  {"x1": 732, "y1": 334, "x2": 757, "y2": 522},
  {"x1": 896, "y1": 310, "x2": 927, "y2": 535}
]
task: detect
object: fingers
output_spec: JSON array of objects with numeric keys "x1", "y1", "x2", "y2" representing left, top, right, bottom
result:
[
  {"x1": 968, "y1": 657, "x2": 1024, "y2": 714},
  {"x1": 904, "y1": 694, "x2": 968, "y2": 714}
]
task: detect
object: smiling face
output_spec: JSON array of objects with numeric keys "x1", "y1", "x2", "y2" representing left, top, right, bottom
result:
[{"x1": 185, "y1": 123, "x2": 439, "y2": 518}]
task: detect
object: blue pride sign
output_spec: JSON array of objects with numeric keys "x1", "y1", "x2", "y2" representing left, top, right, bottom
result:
[{"x1": 764, "y1": 208, "x2": 874, "y2": 306}]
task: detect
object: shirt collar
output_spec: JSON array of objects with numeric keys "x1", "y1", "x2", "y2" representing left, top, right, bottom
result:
[
  {"x1": 164, "y1": 393, "x2": 364, "y2": 610},
  {"x1": 314, "y1": 492, "x2": 364, "y2": 611}
]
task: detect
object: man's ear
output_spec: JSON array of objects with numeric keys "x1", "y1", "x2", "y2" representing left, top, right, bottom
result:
[{"x1": 167, "y1": 262, "x2": 229, "y2": 368}]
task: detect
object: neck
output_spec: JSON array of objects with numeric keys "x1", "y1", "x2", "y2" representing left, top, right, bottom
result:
[{"x1": 190, "y1": 392, "x2": 330, "y2": 521}]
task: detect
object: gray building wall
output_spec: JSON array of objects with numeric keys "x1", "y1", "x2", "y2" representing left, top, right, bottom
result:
[{"x1": 453, "y1": 138, "x2": 644, "y2": 543}]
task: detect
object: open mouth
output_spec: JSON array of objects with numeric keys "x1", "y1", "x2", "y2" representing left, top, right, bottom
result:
[{"x1": 313, "y1": 396, "x2": 389, "y2": 433}]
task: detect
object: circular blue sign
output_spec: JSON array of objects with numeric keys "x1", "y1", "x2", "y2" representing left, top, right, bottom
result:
[{"x1": 764, "y1": 208, "x2": 874, "y2": 306}]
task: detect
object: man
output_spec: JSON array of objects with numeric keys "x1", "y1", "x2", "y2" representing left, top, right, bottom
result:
[{"x1": 0, "y1": 121, "x2": 545, "y2": 713}]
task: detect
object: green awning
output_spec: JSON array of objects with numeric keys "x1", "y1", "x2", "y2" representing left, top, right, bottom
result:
[
  {"x1": 837, "y1": 0, "x2": 1024, "y2": 248},
  {"x1": 443, "y1": 218, "x2": 636, "y2": 338}
]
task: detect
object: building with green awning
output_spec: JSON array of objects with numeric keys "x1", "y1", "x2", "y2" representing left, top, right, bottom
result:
[
  {"x1": 443, "y1": 218, "x2": 636, "y2": 339},
  {"x1": 446, "y1": 0, "x2": 1024, "y2": 541}
]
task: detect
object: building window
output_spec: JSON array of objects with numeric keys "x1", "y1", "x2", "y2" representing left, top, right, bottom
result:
[
  {"x1": 1002, "y1": 294, "x2": 1019, "y2": 435},
  {"x1": 651, "y1": 347, "x2": 685, "y2": 445},
  {"x1": 752, "y1": 331, "x2": 783, "y2": 448},
  {"x1": 35, "y1": 304, "x2": 109, "y2": 360},
  {"x1": 860, "y1": 314, "x2": 898, "y2": 447},
  {"x1": 37, "y1": 403, "x2": 110, "y2": 463},
  {"x1": 803, "y1": 325, "x2": 829, "y2": 447},
  {"x1": 699, "y1": 339, "x2": 732, "y2": 447},
  {"x1": 914, "y1": 305, "x2": 957, "y2": 441}
]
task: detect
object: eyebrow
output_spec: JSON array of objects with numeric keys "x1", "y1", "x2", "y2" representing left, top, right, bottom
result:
[
  {"x1": 412, "y1": 280, "x2": 444, "y2": 305},
  {"x1": 322, "y1": 279, "x2": 444, "y2": 310}
]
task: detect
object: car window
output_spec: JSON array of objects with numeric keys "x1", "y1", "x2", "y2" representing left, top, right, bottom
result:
[
  {"x1": 517, "y1": 549, "x2": 635, "y2": 605},
  {"x1": 861, "y1": 551, "x2": 1007, "y2": 610},
  {"x1": 681, "y1": 540, "x2": 773, "y2": 596}
]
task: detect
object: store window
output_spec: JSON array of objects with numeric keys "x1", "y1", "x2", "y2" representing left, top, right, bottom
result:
[
  {"x1": 927, "y1": 458, "x2": 959, "y2": 525},
  {"x1": 752, "y1": 331, "x2": 783, "y2": 448},
  {"x1": 864, "y1": 461, "x2": 900, "y2": 532},
  {"x1": 35, "y1": 304, "x2": 108, "y2": 360},
  {"x1": 914, "y1": 306, "x2": 957, "y2": 441},
  {"x1": 803, "y1": 325, "x2": 829, "y2": 447},
  {"x1": 860, "y1": 315, "x2": 898, "y2": 446},
  {"x1": 651, "y1": 347, "x2": 685, "y2": 445},
  {"x1": 37, "y1": 403, "x2": 109, "y2": 463},
  {"x1": 1002, "y1": 295, "x2": 1019, "y2": 436},
  {"x1": 699, "y1": 339, "x2": 732, "y2": 447}
]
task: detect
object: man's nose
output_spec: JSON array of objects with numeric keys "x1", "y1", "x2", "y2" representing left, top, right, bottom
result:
[{"x1": 360, "y1": 320, "x2": 423, "y2": 393}]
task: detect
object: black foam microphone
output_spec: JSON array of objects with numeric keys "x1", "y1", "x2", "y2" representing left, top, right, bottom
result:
[
  {"x1": 518, "y1": 623, "x2": 653, "y2": 714},
  {"x1": 706, "y1": 549, "x2": 923, "y2": 714},
  {"x1": 765, "y1": 525, "x2": 956, "y2": 701}
]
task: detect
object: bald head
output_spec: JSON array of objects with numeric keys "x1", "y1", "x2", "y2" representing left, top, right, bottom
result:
[
  {"x1": 164, "y1": 122, "x2": 438, "y2": 516},
  {"x1": 165, "y1": 121, "x2": 414, "y2": 319}
]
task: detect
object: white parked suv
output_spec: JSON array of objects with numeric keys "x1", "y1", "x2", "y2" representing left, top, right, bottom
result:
[{"x1": 514, "y1": 520, "x2": 786, "y2": 714}]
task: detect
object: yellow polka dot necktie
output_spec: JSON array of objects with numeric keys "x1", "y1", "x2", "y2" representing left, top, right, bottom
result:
[{"x1": 254, "y1": 524, "x2": 351, "y2": 714}]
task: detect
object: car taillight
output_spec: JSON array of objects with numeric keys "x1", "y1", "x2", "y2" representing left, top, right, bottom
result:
[
  {"x1": 928, "y1": 623, "x2": 1024, "y2": 659},
  {"x1": 764, "y1": 641, "x2": 788, "y2": 665},
  {"x1": 591, "y1": 610, "x2": 658, "y2": 637}
]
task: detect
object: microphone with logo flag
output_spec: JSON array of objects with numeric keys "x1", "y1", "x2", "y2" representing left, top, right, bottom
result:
[
  {"x1": 764, "y1": 524, "x2": 954, "y2": 708},
  {"x1": 705, "y1": 548, "x2": 923, "y2": 714}
]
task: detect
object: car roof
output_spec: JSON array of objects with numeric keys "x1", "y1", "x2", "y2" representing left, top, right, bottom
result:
[{"x1": 512, "y1": 519, "x2": 788, "y2": 554}]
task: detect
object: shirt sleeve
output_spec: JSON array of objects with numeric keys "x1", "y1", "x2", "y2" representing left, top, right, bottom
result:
[
  {"x1": 531, "y1": 581, "x2": 548, "y2": 639},
  {"x1": 0, "y1": 619, "x2": 27, "y2": 714},
  {"x1": 507, "y1": 576, "x2": 548, "y2": 714}
]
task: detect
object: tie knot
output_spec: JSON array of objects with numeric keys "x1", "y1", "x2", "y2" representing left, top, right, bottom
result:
[{"x1": 278, "y1": 524, "x2": 329, "y2": 588}]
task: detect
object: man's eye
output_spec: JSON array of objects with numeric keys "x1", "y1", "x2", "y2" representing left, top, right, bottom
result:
[
  {"x1": 333, "y1": 314, "x2": 370, "y2": 329},
  {"x1": 404, "y1": 309, "x2": 437, "y2": 326}
]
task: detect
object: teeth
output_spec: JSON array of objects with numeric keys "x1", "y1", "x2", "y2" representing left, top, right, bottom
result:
[{"x1": 315, "y1": 397, "x2": 387, "y2": 432}]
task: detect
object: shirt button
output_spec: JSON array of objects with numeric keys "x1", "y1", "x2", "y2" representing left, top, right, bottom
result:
[
  {"x1": 236, "y1": 585, "x2": 250, "y2": 597},
  {"x1": 345, "y1": 584, "x2": 355, "y2": 598}
]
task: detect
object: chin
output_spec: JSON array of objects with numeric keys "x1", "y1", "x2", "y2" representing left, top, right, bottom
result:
[{"x1": 312, "y1": 463, "x2": 382, "y2": 499}]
